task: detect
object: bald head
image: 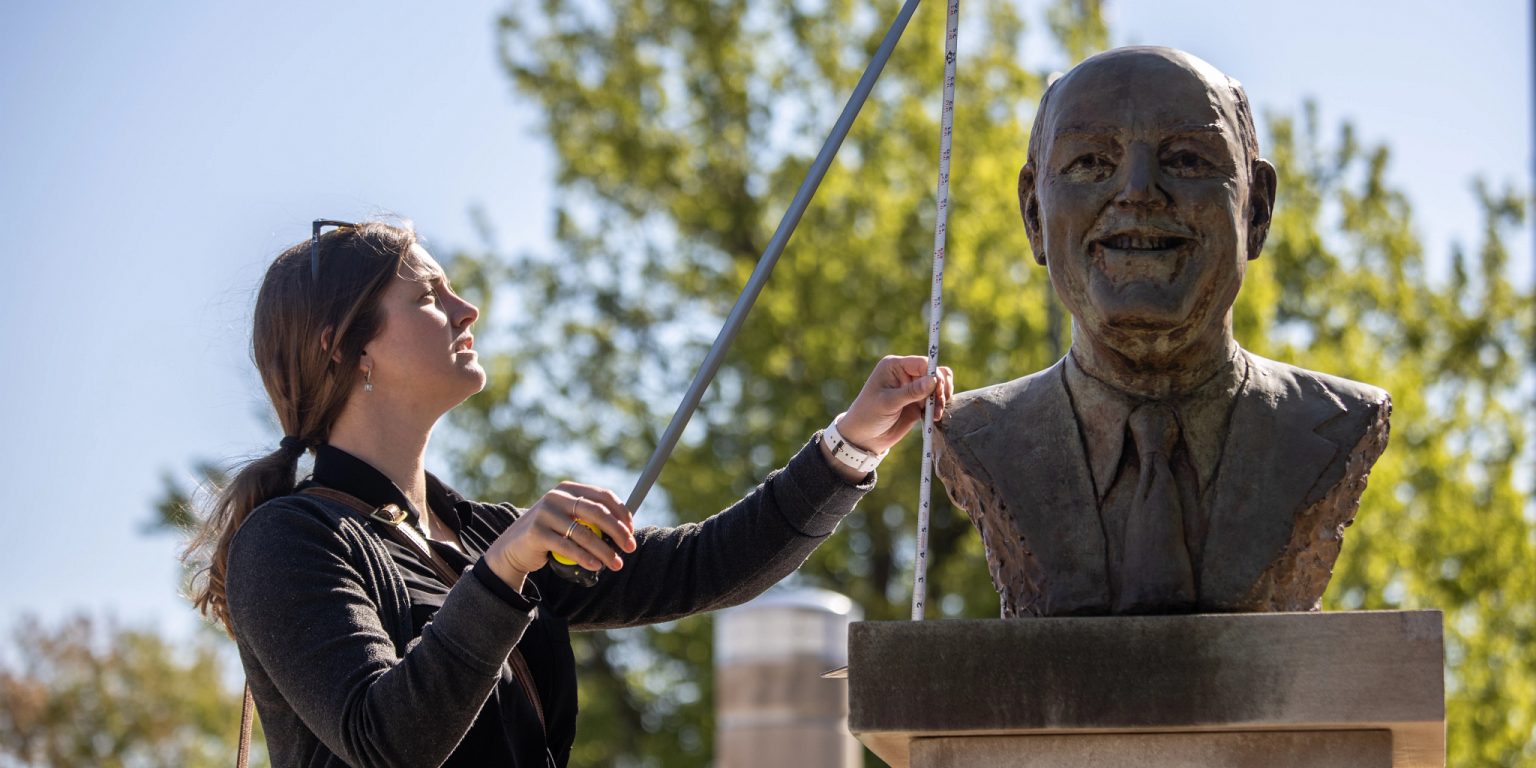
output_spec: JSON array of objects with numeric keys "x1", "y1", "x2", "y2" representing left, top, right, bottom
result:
[
  {"x1": 1015, "y1": 46, "x2": 1278, "y2": 383},
  {"x1": 1027, "y1": 47, "x2": 1259, "y2": 184}
]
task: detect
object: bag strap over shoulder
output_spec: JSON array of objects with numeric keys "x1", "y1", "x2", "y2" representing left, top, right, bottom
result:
[
  {"x1": 237, "y1": 684, "x2": 254, "y2": 768},
  {"x1": 301, "y1": 487, "x2": 463, "y2": 585},
  {"x1": 297, "y1": 486, "x2": 549, "y2": 735}
]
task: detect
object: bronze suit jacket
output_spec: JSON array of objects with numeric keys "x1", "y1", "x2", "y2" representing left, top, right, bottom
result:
[{"x1": 935, "y1": 350, "x2": 1391, "y2": 617}]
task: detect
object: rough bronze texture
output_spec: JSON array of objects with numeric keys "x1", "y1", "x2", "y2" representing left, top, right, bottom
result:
[
  {"x1": 846, "y1": 613, "x2": 1445, "y2": 768},
  {"x1": 937, "y1": 358, "x2": 1391, "y2": 616},
  {"x1": 935, "y1": 47, "x2": 1391, "y2": 617}
]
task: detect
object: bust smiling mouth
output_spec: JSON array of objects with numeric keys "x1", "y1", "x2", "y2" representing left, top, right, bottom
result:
[{"x1": 1089, "y1": 227, "x2": 1196, "y2": 287}]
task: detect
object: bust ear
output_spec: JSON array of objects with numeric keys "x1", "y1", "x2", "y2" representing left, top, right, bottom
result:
[
  {"x1": 1246, "y1": 159, "x2": 1278, "y2": 260},
  {"x1": 1019, "y1": 163, "x2": 1046, "y2": 265}
]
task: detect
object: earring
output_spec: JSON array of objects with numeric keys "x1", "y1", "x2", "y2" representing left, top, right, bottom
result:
[{"x1": 365, "y1": 368, "x2": 373, "y2": 392}]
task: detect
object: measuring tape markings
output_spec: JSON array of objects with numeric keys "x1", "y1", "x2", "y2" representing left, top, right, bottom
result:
[{"x1": 912, "y1": 0, "x2": 959, "y2": 622}]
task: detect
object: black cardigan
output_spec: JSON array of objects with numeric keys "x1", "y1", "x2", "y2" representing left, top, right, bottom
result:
[{"x1": 225, "y1": 434, "x2": 871, "y2": 768}]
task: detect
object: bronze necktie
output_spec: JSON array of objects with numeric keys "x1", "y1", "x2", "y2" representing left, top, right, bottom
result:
[{"x1": 1116, "y1": 402, "x2": 1197, "y2": 613}]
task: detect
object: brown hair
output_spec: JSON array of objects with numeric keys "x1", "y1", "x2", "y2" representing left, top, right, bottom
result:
[{"x1": 187, "y1": 221, "x2": 421, "y2": 633}]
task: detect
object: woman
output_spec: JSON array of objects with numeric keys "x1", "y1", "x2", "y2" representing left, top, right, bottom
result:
[{"x1": 191, "y1": 221, "x2": 952, "y2": 768}]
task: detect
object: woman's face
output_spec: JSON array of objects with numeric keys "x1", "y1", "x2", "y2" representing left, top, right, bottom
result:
[{"x1": 361, "y1": 244, "x2": 485, "y2": 416}]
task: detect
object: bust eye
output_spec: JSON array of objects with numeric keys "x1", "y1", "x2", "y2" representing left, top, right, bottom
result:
[
  {"x1": 1061, "y1": 154, "x2": 1115, "y2": 181},
  {"x1": 1163, "y1": 150, "x2": 1216, "y2": 177}
]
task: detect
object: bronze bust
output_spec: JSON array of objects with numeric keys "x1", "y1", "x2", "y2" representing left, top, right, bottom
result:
[{"x1": 936, "y1": 47, "x2": 1391, "y2": 618}]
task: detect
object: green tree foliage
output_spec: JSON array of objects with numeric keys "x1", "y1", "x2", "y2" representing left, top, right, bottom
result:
[
  {"x1": 465, "y1": 0, "x2": 1071, "y2": 763},
  {"x1": 1242, "y1": 107, "x2": 1536, "y2": 767},
  {"x1": 147, "y1": 464, "x2": 228, "y2": 537},
  {"x1": 465, "y1": 0, "x2": 1535, "y2": 764},
  {"x1": 0, "y1": 468, "x2": 273, "y2": 768},
  {"x1": 0, "y1": 615, "x2": 265, "y2": 768}
]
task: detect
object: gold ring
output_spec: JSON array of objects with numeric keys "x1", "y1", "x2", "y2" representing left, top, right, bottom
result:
[{"x1": 563, "y1": 518, "x2": 582, "y2": 540}]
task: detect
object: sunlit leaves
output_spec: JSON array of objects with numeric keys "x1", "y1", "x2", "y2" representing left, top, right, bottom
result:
[
  {"x1": 469, "y1": 0, "x2": 1533, "y2": 765},
  {"x1": 0, "y1": 615, "x2": 262, "y2": 768},
  {"x1": 1247, "y1": 108, "x2": 1535, "y2": 767}
]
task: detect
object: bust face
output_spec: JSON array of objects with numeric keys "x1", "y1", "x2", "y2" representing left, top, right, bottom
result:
[{"x1": 1023, "y1": 48, "x2": 1272, "y2": 365}]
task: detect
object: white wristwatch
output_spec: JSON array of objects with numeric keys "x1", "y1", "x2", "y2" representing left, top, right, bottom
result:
[{"x1": 824, "y1": 417, "x2": 888, "y2": 474}]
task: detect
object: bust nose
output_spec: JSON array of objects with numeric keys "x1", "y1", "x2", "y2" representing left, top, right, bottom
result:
[{"x1": 1114, "y1": 143, "x2": 1166, "y2": 211}]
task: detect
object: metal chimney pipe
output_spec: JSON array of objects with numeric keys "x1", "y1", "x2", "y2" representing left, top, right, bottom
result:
[{"x1": 714, "y1": 588, "x2": 863, "y2": 768}]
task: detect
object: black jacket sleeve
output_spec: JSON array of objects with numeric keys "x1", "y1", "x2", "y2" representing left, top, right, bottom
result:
[
  {"x1": 225, "y1": 502, "x2": 536, "y2": 768},
  {"x1": 540, "y1": 433, "x2": 874, "y2": 630}
]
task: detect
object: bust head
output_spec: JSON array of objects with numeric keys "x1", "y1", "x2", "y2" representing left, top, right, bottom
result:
[
  {"x1": 939, "y1": 51, "x2": 1390, "y2": 618},
  {"x1": 1019, "y1": 47, "x2": 1277, "y2": 393}
]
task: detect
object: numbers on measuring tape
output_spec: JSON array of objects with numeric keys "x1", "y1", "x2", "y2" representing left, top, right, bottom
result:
[{"x1": 911, "y1": 0, "x2": 959, "y2": 623}]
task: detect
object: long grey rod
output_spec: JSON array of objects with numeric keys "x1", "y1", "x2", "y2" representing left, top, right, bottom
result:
[{"x1": 625, "y1": 0, "x2": 924, "y2": 512}]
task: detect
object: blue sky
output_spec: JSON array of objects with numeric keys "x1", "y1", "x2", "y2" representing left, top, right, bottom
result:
[{"x1": 1, "y1": 0, "x2": 1529, "y2": 639}]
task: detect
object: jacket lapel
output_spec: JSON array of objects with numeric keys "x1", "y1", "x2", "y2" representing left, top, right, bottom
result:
[
  {"x1": 1199, "y1": 353, "x2": 1345, "y2": 607},
  {"x1": 962, "y1": 359, "x2": 1110, "y2": 614}
]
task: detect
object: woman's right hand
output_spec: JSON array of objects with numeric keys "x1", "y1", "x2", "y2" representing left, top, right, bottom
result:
[{"x1": 484, "y1": 482, "x2": 638, "y2": 591}]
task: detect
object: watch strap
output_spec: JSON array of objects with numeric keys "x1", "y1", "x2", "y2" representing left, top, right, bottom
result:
[{"x1": 824, "y1": 419, "x2": 887, "y2": 474}]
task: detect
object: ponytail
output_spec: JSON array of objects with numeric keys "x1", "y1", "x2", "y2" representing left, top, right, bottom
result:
[
  {"x1": 187, "y1": 442, "x2": 306, "y2": 632},
  {"x1": 185, "y1": 222, "x2": 419, "y2": 635}
]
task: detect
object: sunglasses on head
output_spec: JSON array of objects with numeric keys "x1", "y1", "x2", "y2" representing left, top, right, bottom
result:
[{"x1": 310, "y1": 219, "x2": 358, "y2": 280}]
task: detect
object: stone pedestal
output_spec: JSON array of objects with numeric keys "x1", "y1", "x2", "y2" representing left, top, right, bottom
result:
[{"x1": 847, "y1": 611, "x2": 1444, "y2": 768}]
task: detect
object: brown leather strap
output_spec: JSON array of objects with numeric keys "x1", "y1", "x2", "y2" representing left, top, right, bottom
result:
[
  {"x1": 236, "y1": 682, "x2": 254, "y2": 768},
  {"x1": 303, "y1": 488, "x2": 463, "y2": 585},
  {"x1": 298, "y1": 486, "x2": 548, "y2": 734}
]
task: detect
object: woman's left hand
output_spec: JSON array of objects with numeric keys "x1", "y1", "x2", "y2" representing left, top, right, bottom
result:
[{"x1": 821, "y1": 356, "x2": 954, "y2": 480}]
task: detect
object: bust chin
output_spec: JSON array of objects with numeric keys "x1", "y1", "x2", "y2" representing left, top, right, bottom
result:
[{"x1": 939, "y1": 46, "x2": 1391, "y2": 618}]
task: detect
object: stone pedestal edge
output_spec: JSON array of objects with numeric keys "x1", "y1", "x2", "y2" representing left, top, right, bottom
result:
[{"x1": 847, "y1": 611, "x2": 1445, "y2": 768}]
